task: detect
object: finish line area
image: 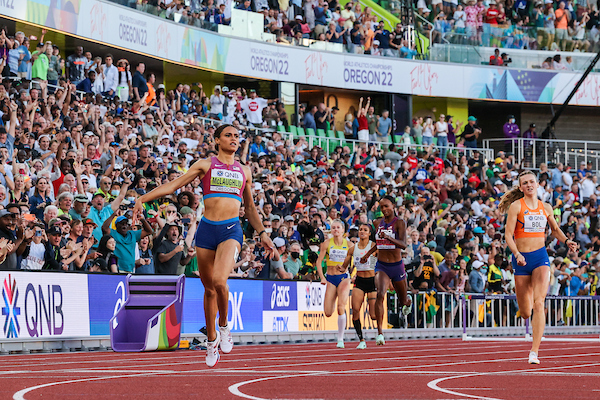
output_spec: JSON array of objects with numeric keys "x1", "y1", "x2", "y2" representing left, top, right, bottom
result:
[{"x1": 3, "y1": 337, "x2": 600, "y2": 400}]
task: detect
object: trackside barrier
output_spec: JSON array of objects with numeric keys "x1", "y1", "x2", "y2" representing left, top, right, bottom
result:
[
  {"x1": 1, "y1": 272, "x2": 598, "y2": 353},
  {"x1": 110, "y1": 275, "x2": 185, "y2": 352},
  {"x1": 461, "y1": 294, "x2": 600, "y2": 342}
]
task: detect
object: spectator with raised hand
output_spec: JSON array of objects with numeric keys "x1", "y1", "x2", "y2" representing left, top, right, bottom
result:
[
  {"x1": 155, "y1": 221, "x2": 194, "y2": 275},
  {"x1": 239, "y1": 89, "x2": 277, "y2": 128},
  {"x1": 102, "y1": 206, "x2": 153, "y2": 274}
]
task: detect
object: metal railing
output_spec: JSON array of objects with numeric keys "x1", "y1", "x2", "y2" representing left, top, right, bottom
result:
[
  {"x1": 387, "y1": 291, "x2": 600, "y2": 337},
  {"x1": 298, "y1": 132, "x2": 495, "y2": 160},
  {"x1": 482, "y1": 137, "x2": 600, "y2": 171}
]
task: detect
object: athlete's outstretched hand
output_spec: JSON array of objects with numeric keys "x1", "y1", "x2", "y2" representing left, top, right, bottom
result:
[
  {"x1": 259, "y1": 233, "x2": 275, "y2": 259},
  {"x1": 132, "y1": 200, "x2": 145, "y2": 225}
]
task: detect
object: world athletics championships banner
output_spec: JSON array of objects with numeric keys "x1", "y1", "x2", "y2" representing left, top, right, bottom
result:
[{"x1": 8, "y1": 0, "x2": 600, "y2": 106}]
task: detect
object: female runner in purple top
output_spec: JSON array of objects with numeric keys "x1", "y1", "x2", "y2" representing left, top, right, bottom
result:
[
  {"x1": 134, "y1": 125, "x2": 274, "y2": 367},
  {"x1": 360, "y1": 195, "x2": 412, "y2": 345}
]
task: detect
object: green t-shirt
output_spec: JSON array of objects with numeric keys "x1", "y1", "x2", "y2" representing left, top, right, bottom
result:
[
  {"x1": 32, "y1": 52, "x2": 49, "y2": 80},
  {"x1": 284, "y1": 258, "x2": 302, "y2": 277},
  {"x1": 185, "y1": 255, "x2": 198, "y2": 277}
]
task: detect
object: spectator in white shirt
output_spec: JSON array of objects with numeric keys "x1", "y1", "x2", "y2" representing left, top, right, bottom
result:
[{"x1": 101, "y1": 54, "x2": 118, "y2": 97}]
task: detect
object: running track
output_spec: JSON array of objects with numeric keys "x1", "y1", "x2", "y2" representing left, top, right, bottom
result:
[{"x1": 2, "y1": 338, "x2": 600, "y2": 399}]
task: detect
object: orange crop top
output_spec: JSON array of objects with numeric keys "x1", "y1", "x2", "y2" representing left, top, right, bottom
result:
[{"x1": 514, "y1": 198, "x2": 548, "y2": 240}]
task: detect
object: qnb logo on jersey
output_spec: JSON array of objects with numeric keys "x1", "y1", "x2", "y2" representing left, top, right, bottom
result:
[
  {"x1": 2, "y1": 275, "x2": 20, "y2": 338},
  {"x1": 377, "y1": 227, "x2": 394, "y2": 240},
  {"x1": 271, "y1": 283, "x2": 290, "y2": 309}
]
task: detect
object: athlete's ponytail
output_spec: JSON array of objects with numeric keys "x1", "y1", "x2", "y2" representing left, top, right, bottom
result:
[{"x1": 498, "y1": 170, "x2": 536, "y2": 214}]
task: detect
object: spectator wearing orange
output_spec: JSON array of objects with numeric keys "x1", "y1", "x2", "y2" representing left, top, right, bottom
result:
[
  {"x1": 555, "y1": 2, "x2": 570, "y2": 51},
  {"x1": 363, "y1": 21, "x2": 375, "y2": 54},
  {"x1": 146, "y1": 72, "x2": 156, "y2": 106}
]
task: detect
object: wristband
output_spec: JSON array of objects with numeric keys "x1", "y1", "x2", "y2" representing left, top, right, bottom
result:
[{"x1": 257, "y1": 230, "x2": 266, "y2": 238}]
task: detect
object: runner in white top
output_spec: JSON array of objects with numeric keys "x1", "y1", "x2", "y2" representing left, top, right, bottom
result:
[{"x1": 340, "y1": 223, "x2": 377, "y2": 349}]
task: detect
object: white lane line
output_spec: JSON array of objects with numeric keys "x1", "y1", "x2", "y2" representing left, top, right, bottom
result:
[
  {"x1": 229, "y1": 372, "x2": 326, "y2": 400},
  {"x1": 1, "y1": 340, "x2": 514, "y2": 368},
  {"x1": 5, "y1": 344, "x2": 600, "y2": 381},
  {"x1": 426, "y1": 361, "x2": 600, "y2": 400},
  {"x1": 228, "y1": 350, "x2": 600, "y2": 400},
  {"x1": 13, "y1": 371, "x2": 168, "y2": 400}
]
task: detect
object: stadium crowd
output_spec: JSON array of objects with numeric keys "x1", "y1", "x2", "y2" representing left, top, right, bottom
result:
[
  {"x1": 115, "y1": 0, "x2": 600, "y2": 57},
  {"x1": 0, "y1": 24, "x2": 597, "y2": 320}
]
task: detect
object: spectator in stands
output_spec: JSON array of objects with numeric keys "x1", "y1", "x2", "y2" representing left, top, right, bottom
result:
[
  {"x1": 31, "y1": 41, "x2": 51, "y2": 91},
  {"x1": 314, "y1": 0, "x2": 329, "y2": 38},
  {"x1": 66, "y1": 45, "x2": 86, "y2": 85},
  {"x1": 303, "y1": 104, "x2": 317, "y2": 131},
  {"x1": 400, "y1": 39, "x2": 418, "y2": 59},
  {"x1": 76, "y1": 70, "x2": 98, "y2": 94},
  {"x1": 489, "y1": 48, "x2": 503, "y2": 65},
  {"x1": 555, "y1": 1, "x2": 570, "y2": 51},
  {"x1": 326, "y1": 20, "x2": 347, "y2": 44},
  {"x1": 97, "y1": 53, "x2": 117, "y2": 97},
  {"x1": 462, "y1": 116, "x2": 481, "y2": 149},
  {"x1": 132, "y1": 62, "x2": 148, "y2": 101},
  {"x1": 503, "y1": 115, "x2": 520, "y2": 153},
  {"x1": 374, "y1": 21, "x2": 393, "y2": 56},
  {"x1": 0, "y1": 209, "x2": 19, "y2": 270},
  {"x1": 377, "y1": 110, "x2": 392, "y2": 143},
  {"x1": 349, "y1": 21, "x2": 364, "y2": 53},
  {"x1": 239, "y1": 89, "x2": 275, "y2": 128},
  {"x1": 116, "y1": 58, "x2": 132, "y2": 101},
  {"x1": 155, "y1": 223, "x2": 194, "y2": 274},
  {"x1": 314, "y1": 103, "x2": 330, "y2": 131},
  {"x1": 237, "y1": 0, "x2": 253, "y2": 11}
]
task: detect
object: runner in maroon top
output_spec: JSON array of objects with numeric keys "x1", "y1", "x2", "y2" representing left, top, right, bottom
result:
[{"x1": 360, "y1": 195, "x2": 412, "y2": 345}]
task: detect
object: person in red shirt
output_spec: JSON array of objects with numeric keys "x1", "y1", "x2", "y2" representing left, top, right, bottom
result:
[
  {"x1": 356, "y1": 97, "x2": 370, "y2": 143},
  {"x1": 486, "y1": 0, "x2": 499, "y2": 25},
  {"x1": 405, "y1": 149, "x2": 418, "y2": 170},
  {"x1": 489, "y1": 48, "x2": 503, "y2": 66}
]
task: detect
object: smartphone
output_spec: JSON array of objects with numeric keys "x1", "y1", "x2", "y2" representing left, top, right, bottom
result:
[
  {"x1": 23, "y1": 214, "x2": 36, "y2": 222},
  {"x1": 182, "y1": 218, "x2": 191, "y2": 224},
  {"x1": 34, "y1": 231, "x2": 42, "y2": 237}
]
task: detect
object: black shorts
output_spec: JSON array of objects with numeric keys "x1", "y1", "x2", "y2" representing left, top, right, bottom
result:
[{"x1": 354, "y1": 276, "x2": 377, "y2": 293}]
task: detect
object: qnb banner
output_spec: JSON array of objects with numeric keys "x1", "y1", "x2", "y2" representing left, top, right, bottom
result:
[{"x1": 0, "y1": 272, "x2": 90, "y2": 339}]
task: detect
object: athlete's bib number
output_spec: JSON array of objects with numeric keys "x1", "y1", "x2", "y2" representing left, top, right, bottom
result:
[{"x1": 524, "y1": 214, "x2": 547, "y2": 233}]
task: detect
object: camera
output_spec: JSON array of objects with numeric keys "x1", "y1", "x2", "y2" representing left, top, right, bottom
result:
[{"x1": 121, "y1": 170, "x2": 134, "y2": 181}]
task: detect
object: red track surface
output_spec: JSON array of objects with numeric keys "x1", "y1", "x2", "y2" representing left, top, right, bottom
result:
[{"x1": 2, "y1": 337, "x2": 600, "y2": 399}]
